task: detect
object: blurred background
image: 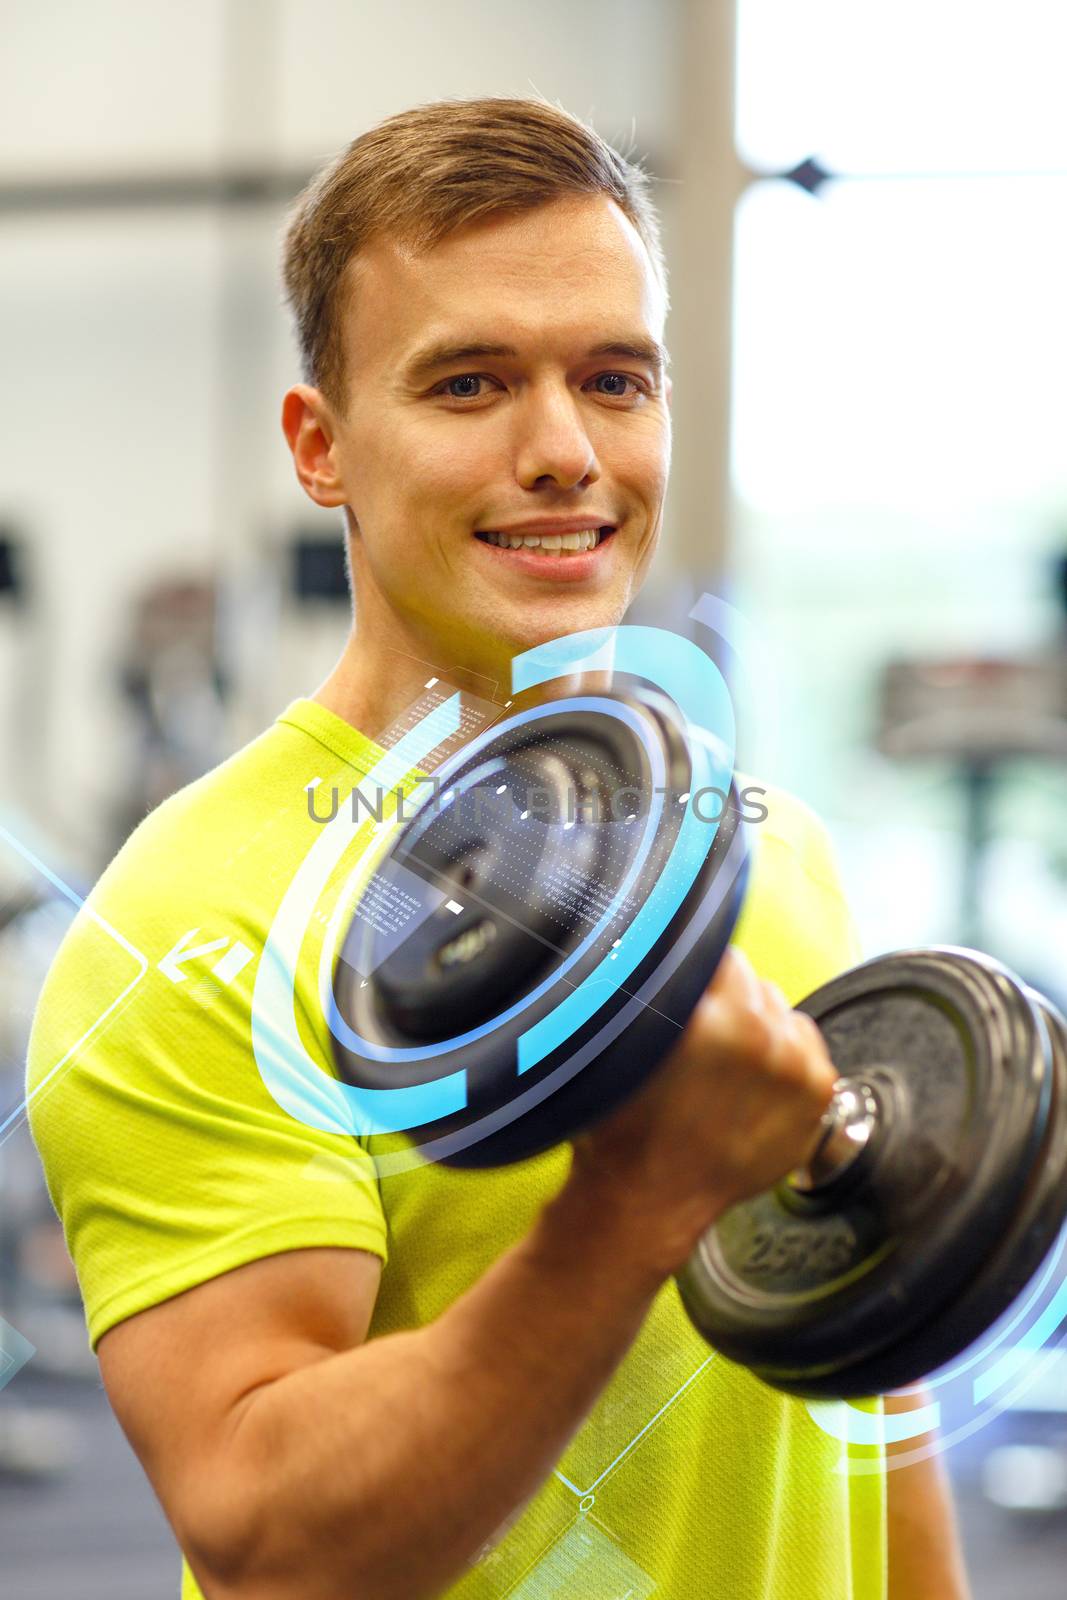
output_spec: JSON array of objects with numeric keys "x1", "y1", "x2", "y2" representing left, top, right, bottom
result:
[{"x1": 2, "y1": 1, "x2": 1066, "y2": 1595}]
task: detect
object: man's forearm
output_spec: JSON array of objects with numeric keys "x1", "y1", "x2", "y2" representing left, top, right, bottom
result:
[{"x1": 196, "y1": 1168, "x2": 676, "y2": 1600}]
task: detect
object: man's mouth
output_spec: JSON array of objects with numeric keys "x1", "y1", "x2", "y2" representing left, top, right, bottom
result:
[{"x1": 474, "y1": 526, "x2": 615, "y2": 555}]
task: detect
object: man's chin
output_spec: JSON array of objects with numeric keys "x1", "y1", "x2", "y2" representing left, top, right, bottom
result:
[{"x1": 504, "y1": 590, "x2": 629, "y2": 643}]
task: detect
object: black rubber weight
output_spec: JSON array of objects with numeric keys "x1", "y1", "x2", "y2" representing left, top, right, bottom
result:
[
  {"x1": 676, "y1": 949, "x2": 1063, "y2": 1397},
  {"x1": 332, "y1": 685, "x2": 750, "y2": 1168}
]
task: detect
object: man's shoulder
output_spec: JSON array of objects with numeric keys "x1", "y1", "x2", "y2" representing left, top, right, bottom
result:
[
  {"x1": 93, "y1": 705, "x2": 359, "y2": 909},
  {"x1": 29, "y1": 713, "x2": 336, "y2": 1036},
  {"x1": 732, "y1": 777, "x2": 860, "y2": 1003},
  {"x1": 117, "y1": 715, "x2": 302, "y2": 863},
  {"x1": 741, "y1": 777, "x2": 844, "y2": 895}
]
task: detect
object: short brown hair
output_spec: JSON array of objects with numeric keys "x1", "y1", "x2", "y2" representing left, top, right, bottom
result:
[{"x1": 281, "y1": 96, "x2": 667, "y2": 408}]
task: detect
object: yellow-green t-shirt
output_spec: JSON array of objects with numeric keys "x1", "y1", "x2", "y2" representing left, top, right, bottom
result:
[{"x1": 27, "y1": 697, "x2": 886, "y2": 1599}]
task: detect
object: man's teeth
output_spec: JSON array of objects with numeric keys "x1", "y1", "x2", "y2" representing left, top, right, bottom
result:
[{"x1": 482, "y1": 528, "x2": 603, "y2": 552}]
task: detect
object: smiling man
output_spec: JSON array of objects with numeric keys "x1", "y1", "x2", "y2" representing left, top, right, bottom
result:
[
  {"x1": 282, "y1": 172, "x2": 670, "y2": 736},
  {"x1": 27, "y1": 98, "x2": 969, "y2": 1599}
]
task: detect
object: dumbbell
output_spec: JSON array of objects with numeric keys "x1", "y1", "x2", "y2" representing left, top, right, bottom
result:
[
  {"x1": 329, "y1": 685, "x2": 1067, "y2": 1398},
  {"x1": 676, "y1": 948, "x2": 1067, "y2": 1397}
]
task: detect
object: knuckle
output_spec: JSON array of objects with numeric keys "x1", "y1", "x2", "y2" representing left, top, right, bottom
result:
[
  {"x1": 696, "y1": 990, "x2": 770, "y2": 1054},
  {"x1": 760, "y1": 978, "x2": 789, "y2": 1014},
  {"x1": 795, "y1": 1010, "x2": 825, "y2": 1047},
  {"x1": 769, "y1": 1040, "x2": 809, "y2": 1088},
  {"x1": 791, "y1": 1012, "x2": 833, "y2": 1064},
  {"x1": 737, "y1": 1005, "x2": 775, "y2": 1056}
]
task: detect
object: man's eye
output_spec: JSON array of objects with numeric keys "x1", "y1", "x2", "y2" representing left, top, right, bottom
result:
[
  {"x1": 440, "y1": 374, "x2": 495, "y2": 399},
  {"x1": 591, "y1": 373, "x2": 645, "y2": 399}
]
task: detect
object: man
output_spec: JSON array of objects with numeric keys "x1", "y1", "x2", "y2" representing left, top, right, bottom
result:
[{"x1": 27, "y1": 98, "x2": 970, "y2": 1598}]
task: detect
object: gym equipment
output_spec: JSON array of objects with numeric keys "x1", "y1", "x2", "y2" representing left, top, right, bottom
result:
[
  {"x1": 331, "y1": 686, "x2": 1067, "y2": 1398},
  {"x1": 877, "y1": 651, "x2": 1067, "y2": 954},
  {"x1": 676, "y1": 948, "x2": 1067, "y2": 1397},
  {"x1": 332, "y1": 684, "x2": 748, "y2": 1167}
]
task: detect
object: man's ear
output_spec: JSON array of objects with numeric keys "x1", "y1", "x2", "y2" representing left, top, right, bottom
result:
[
  {"x1": 664, "y1": 374, "x2": 673, "y2": 410},
  {"x1": 281, "y1": 384, "x2": 348, "y2": 509}
]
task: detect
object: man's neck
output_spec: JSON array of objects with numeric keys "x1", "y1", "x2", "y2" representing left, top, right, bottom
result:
[
  {"x1": 312, "y1": 625, "x2": 611, "y2": 751},
  {"x1": 311, "y1": 627, "x2": 509, "y2": 745}
]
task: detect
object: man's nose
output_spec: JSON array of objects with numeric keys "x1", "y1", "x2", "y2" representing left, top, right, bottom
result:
[{"x1": 514, "y1": 386, "x2": 601, "y2": 490}]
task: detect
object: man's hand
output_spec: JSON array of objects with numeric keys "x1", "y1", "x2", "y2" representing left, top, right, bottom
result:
[{"x1": 570, "y1": 945, "x2": 840, "y2": 1276}]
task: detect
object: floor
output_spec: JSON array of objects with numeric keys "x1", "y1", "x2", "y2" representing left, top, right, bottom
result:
[{"x1": 0, "y1": 1371, "x2": 180, "y2": 1600}]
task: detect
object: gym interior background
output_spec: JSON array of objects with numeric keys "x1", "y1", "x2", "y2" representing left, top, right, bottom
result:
[{"x1": 2, "y1": 2, "x2": 1066, "y2": 1595}]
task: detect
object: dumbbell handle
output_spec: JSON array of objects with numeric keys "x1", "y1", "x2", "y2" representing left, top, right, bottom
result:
[{"x1": 787, "y1": 1078, "x2": 880, "y2": 1194}]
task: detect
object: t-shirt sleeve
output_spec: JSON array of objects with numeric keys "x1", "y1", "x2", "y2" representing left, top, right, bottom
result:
[{"x1": 27, "y1": 873, "x2": 388, "y2": 1353}]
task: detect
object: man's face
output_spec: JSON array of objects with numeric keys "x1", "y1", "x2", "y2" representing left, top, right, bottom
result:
[{"x1": 294, "y1": 193, "x2": 671, "y2": 689}]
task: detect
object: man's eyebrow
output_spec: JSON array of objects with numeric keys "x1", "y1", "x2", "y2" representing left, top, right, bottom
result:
[
  {"x1": 401, "y1": 336, "x2": 670, "y2": 383},
  {"x1": 586, "y1": 339, "x2": 671, "y2": 374},
  {"x1": 402, "y1": 342, "x2": 518, "y2": 382}
]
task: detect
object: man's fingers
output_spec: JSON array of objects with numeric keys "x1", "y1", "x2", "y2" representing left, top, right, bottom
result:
[
  {"x1": 760, "y1": 978, "x2": 791, "y2": 1019},
  {"x1": 709, "y1": 946, "x2": 761, "y2": 1008},
  {"x1": 701, "y1": 951, "x2": 837, "y2": 1103}
]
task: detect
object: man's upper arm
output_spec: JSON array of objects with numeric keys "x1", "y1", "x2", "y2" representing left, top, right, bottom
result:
[{"x1": 98, "y1": 1246, "x2": 383, "y2": 1563}]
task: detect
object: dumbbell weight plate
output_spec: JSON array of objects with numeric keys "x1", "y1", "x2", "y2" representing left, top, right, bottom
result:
[
  {"x1": 676, "y1": 948, "x2": 1067, "y2": 1398},
  {"x1": 921, "y1": 983, "x2": 1067, "y2": 1387},
  {"x1": 332, "y1": 685, "x2": 749, "y2": 1168}
]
